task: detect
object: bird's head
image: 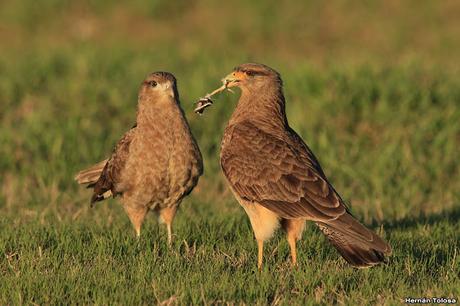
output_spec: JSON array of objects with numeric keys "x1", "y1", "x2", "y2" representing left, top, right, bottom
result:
[
  {"x1": 139, "y1": 71, "x2": 178, "y2": 101},
  {"x1": 222, "y1": 63, "x2": 282, "y2": 91},
  {"x1": 193, "y1": 63, "x2": 285, "y2": 115}
]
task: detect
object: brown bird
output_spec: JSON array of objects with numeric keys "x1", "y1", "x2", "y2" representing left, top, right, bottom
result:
[
  {"x1": 75, "y1": 72, "x2": 203, "y2": 244},
  {"x1": 218, "y1": 63, "x2": 391, "y2": 269}
]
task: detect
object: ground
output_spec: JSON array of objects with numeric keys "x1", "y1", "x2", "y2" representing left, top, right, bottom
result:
[{"x1": 0, "y1": 1, "x2": 459, "y2": 304}]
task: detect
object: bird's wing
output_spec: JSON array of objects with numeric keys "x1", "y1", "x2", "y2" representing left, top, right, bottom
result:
[
  {"x1": 74, "y1": 159, "x2": 109, "y2": 186},
  {"x1": 221, "y1": 121, "x2": 346, "y2": 220},
  {"x1": 91, "y1": 125, "x2": 136, "y2": 204}
]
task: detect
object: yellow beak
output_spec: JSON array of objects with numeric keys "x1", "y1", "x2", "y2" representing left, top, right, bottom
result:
[{"x1": 222, "y1": 71, "x2": 246, "y2": 88}]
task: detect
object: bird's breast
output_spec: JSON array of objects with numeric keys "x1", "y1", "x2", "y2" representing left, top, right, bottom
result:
[{"x1": 117, "y1": 110, "x2": 202, "y2": 207}]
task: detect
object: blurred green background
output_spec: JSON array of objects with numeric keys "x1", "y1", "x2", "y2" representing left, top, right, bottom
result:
[{"x1": 0, "y1": 0, "x2": 459, "y2": 304}]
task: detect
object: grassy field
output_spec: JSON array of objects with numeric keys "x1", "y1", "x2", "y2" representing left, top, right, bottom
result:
[{"x1": 1, "y1": 0, "x2": 460, "y2": 304}]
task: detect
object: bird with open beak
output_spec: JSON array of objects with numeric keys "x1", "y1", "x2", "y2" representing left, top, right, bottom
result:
[
  {"x1": 206, "y1": 63, "x2": 391, "y2": 269},
  {"x1": 75, "y1": 72, "x2": 203, "y2": 245}
]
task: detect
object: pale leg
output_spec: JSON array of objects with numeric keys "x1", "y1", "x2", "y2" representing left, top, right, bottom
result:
[
  {"x1": 159, "y1": 206, "x2": 178, "y2": 247},
  {"x1": 123, "y1": 204, "x2": 148, "y2": 238},
  {"x1": 238, "y1": 199, "x2": 280, "y2": 269},
  {"x1": 282, "y1": 218, "x2": 306, "y2": 266},
  {"x1": 257, "y1": 239, "x2": 264, "y2": 270}
]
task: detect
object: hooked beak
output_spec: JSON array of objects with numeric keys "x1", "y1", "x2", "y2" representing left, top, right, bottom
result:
[{"x1": 222, "y1": 71, "x2": 246, "y2": 88}]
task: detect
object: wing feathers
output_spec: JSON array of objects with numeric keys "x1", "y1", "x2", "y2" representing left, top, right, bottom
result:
[
  {"x1": 317, "y1": 213, "x2": 391, "y2": 267},
  {"x1": 221, "y1": 121, "x2": 346, "y2": 221},
  {"x1": 74, "y1": 159, "x2": 108, "y2": 186},
  {"x1": 90, "y1": 127, "x2": 136, "y2": 204},
  {"x1": 221, "y1": 120, "x2": 392, "y2": 266}
]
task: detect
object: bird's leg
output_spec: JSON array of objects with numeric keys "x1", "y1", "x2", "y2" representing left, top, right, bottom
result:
[
  {"x1": 159, "y1": 206, "x2": 178, "y2": 247},
  {"x1": 282, "y1": 219, "x2": 305, "y2": 267},
  {"x1": 287, "y1": 235, "x2": 297, "y2": 266},
  {"x1": 166, "y1": 222, "x2": 172, "y2": 246},
  {"x1": 239, "y1": 202, "x2": 279, "y2": 270},
  {"x1": 123, "y1": 204, "x2": 148, "y2": 238},
  {"x1": 257, "y1": 239, "x2": 264, "y2": 270}
]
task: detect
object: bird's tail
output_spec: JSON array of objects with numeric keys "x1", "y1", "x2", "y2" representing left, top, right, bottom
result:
[
  {"x1": 74, "y1": 159, "x2": 108, "y2": 186},
  {"x1": 316, "y1": 212, "x2": 391, "y2": 268}
]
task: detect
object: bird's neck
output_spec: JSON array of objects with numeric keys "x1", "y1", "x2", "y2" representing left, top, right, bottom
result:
[
  {"x1": 229, "y1": 85, "x2": 288, "y2": 131},
  {"x1": 136, "y1": 95, "x2": 183, "y2": 128}
]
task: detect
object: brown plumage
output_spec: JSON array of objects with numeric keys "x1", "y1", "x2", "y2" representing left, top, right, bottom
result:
[
  {"x1": 218, "y1": 63, "x2": 391, "y2": 269},
  {"x1": 75, "y1": 72, "x2": 203, "y2": 244}
]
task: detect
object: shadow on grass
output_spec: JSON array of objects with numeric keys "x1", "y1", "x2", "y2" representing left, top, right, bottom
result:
[
  {"x1": 379, "y1": 205, "x2": 460, "y2": 231},
  {"x1": 376, "y1": 206, "x2": 460, "y2": 270}
]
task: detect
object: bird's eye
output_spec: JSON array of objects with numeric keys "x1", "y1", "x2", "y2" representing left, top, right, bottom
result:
[
  {"x1": 245, "y1": 70, "x2": 255, "y2": 76},
  {"x1": 148, "y1": 80, "x2": 157, "y2": 87}
]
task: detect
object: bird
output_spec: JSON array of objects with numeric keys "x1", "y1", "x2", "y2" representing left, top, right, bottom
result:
[
  {"x1": 75, "y1": 72, "x2": 203, "y2": 245},
  {"x1": 218, "y1": 63, "x2": 391, "y2": 269}
]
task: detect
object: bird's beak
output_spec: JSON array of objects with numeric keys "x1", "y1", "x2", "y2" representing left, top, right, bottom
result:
[{"x1": 222, "y1": 71, "x2": 246, "y2": 88}]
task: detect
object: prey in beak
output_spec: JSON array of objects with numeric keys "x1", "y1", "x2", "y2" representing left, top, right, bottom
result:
[{"x1": 194, "y1": 71, "x2": 244, "y2": 114}]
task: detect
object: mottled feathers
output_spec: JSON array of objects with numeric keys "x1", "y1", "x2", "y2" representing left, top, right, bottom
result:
[
  {"x1": 221, "y1": 121, "x2": 345, "y2": 221},
  {"x1": 75, "y1": 71, "x2": 203, "y2": 239},
  {"x1": 90, "y1": 126, "x2": 136, "y2": 204},
  {"x1": 220, "y1": 63, "x2": 391, "y2": 267}
]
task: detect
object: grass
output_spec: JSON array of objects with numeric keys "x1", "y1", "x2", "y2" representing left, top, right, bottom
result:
[{"x1": 1, "y1": 0, "x2": 460, "y2": 304}]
